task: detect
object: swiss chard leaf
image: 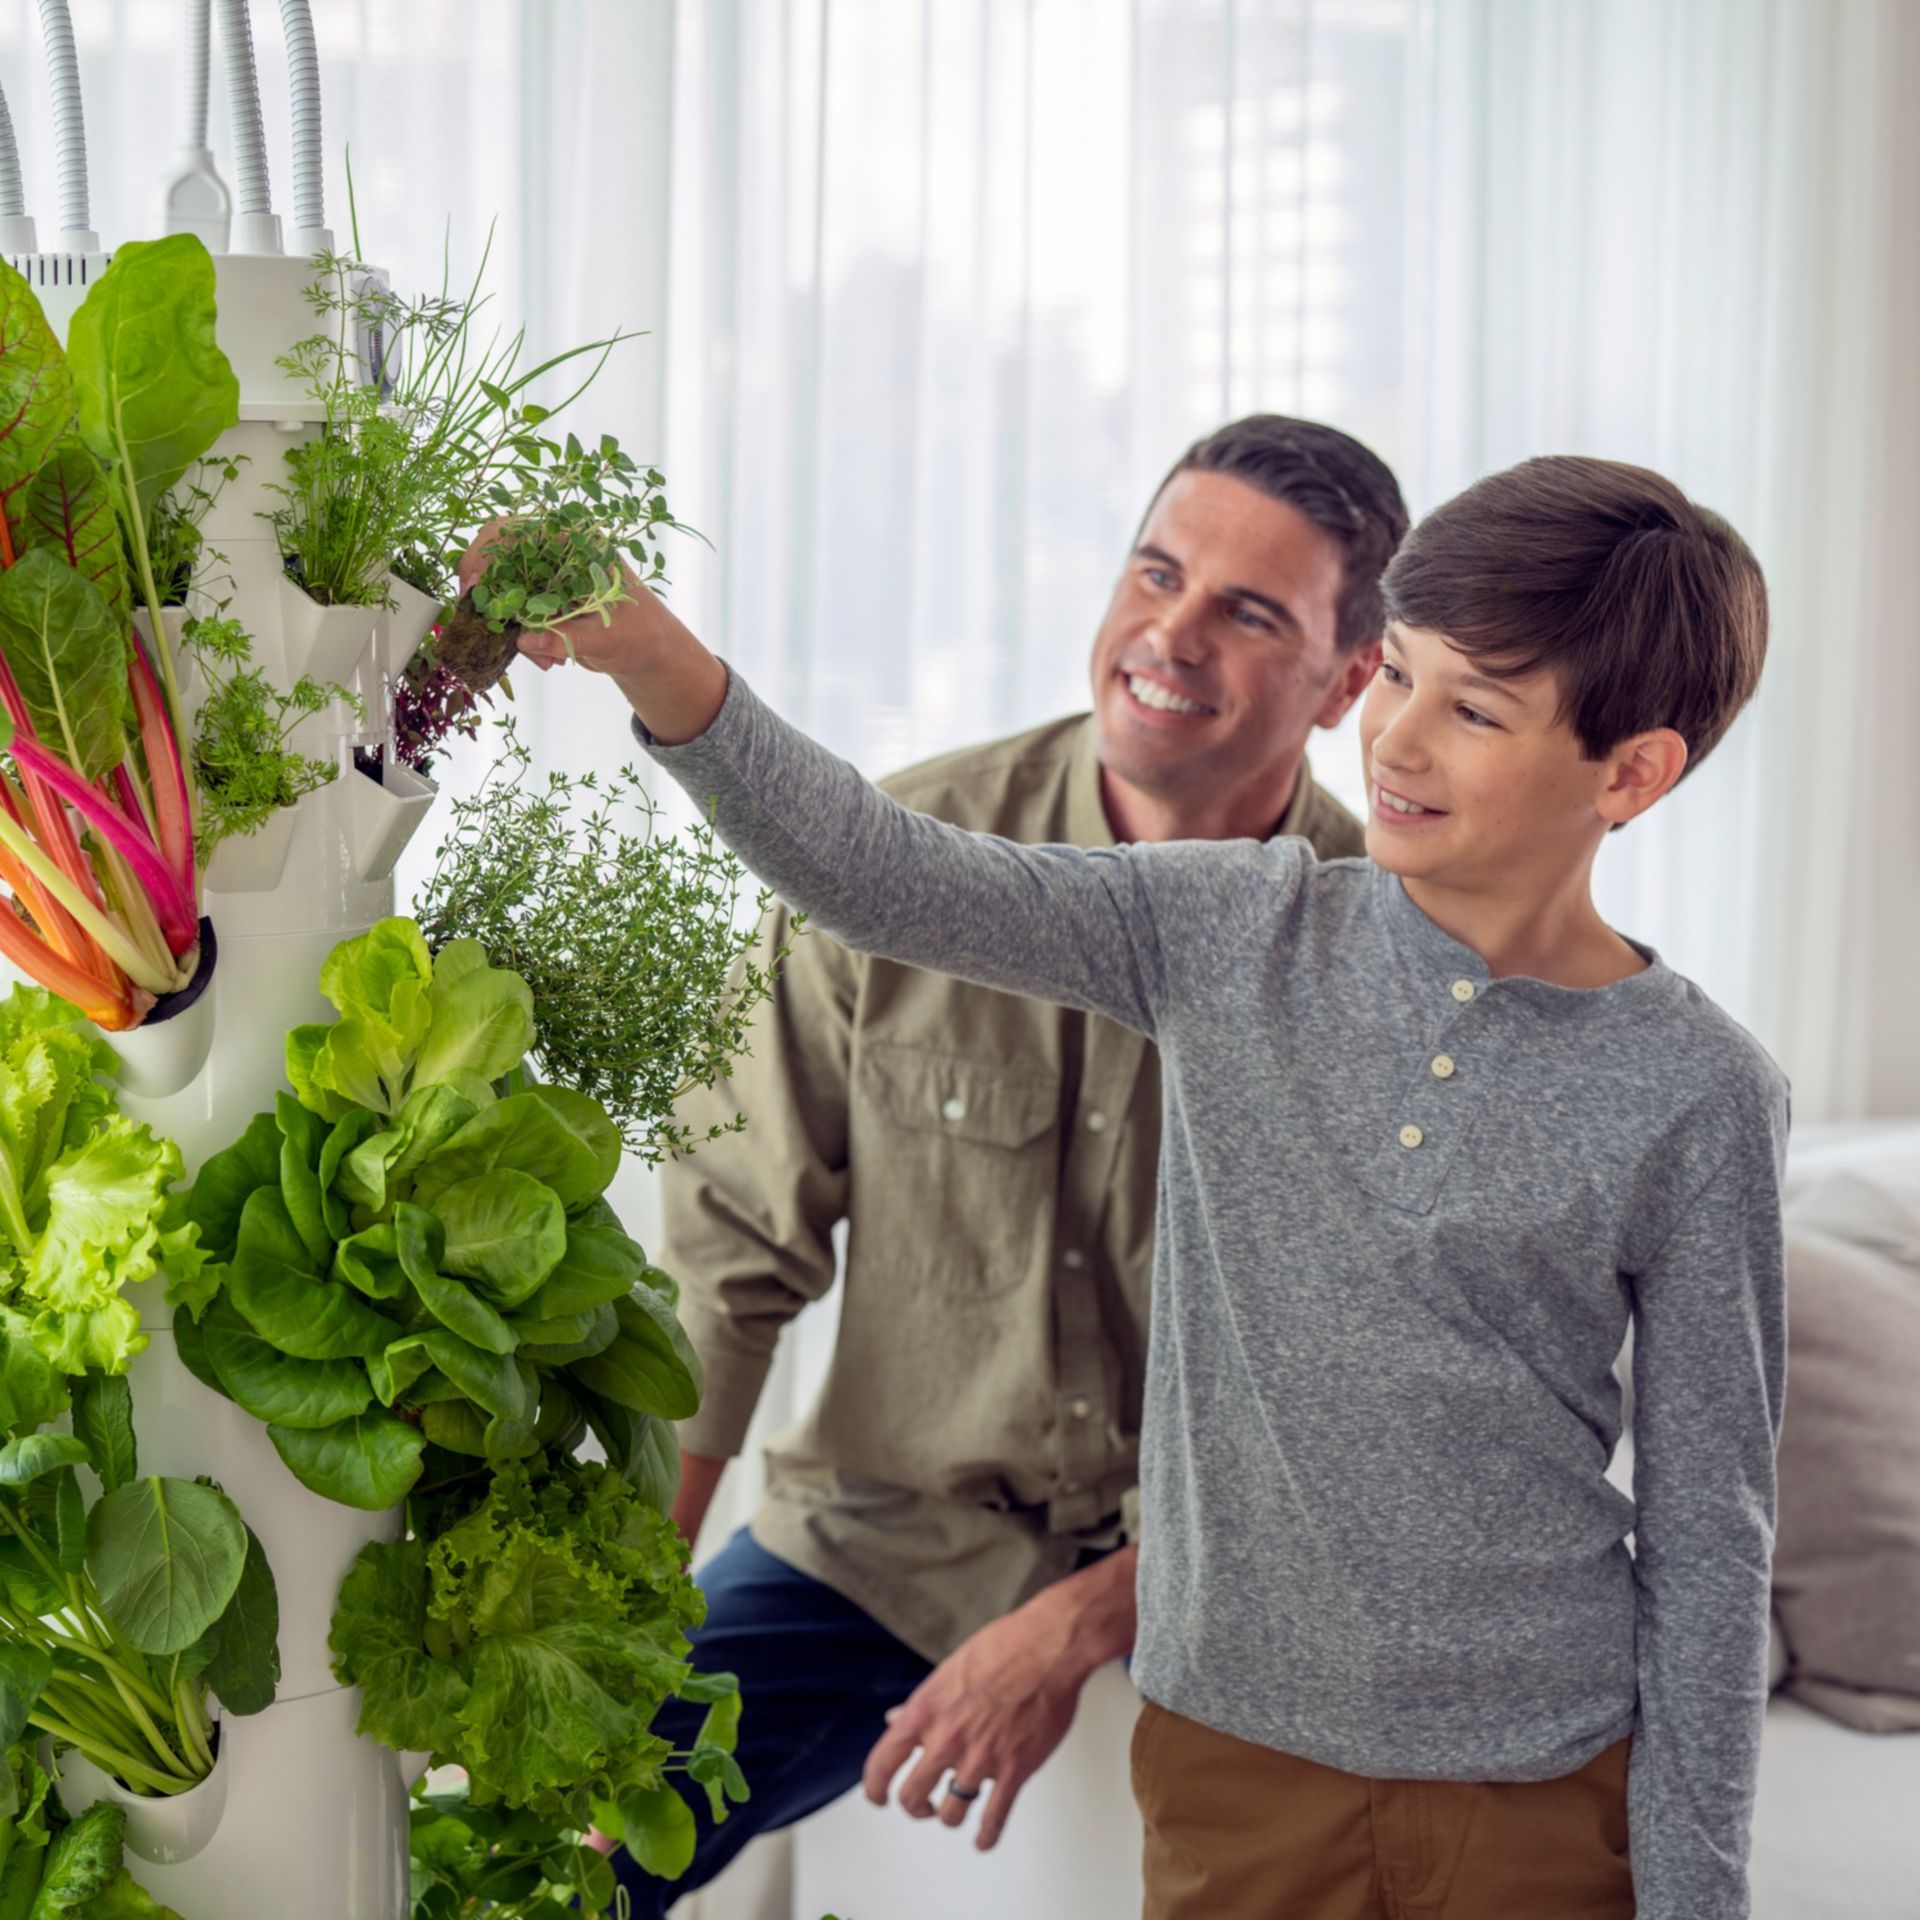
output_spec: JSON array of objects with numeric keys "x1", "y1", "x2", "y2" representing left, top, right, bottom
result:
[
  {"x1": 8, "y1": 435, "x2": 129, "y2": 625},
  {"x1": 67, "y1": 233, "x2": 240, "y2": 535},
  {"x1": 0, "y1": 548, "x2": 131, "y2": 782},
  {"x1": 0, "y1": 259, "x2": 75, "y2": 518}
]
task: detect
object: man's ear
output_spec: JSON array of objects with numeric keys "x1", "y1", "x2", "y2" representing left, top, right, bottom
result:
[
  {"x1": 1598, "y1": 727, "x2": 1689, "y2": 827},
  {"x1": 1315, "y1": 638, "x2": 1382, "y2": 729}
]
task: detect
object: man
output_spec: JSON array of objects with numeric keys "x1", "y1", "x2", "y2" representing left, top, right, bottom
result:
[{"x1": 611, "y1": 415, "x2": 1409, "y2": 1910}]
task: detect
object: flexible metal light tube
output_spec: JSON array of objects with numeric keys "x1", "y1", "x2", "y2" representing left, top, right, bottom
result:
[
  {"x1": 217, "y1": 0, "x2": 273, "y2": 218},
  {"x1": 34, "y1": 0, "x2": 91, "y2": 242},
  {"x1": 278, "y1": 0, "x2": 325, "y2": 238},
  {"x1": 186, "y1": 0, "x2": 212, "y2": 150},
  {"x1": 0, "y1": 79, "x2": 25, "y2": 220}
]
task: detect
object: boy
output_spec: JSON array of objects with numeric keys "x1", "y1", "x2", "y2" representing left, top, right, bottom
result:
[{"x1": 485, "y1": 454, "x2": 1787, "y2": 1919}]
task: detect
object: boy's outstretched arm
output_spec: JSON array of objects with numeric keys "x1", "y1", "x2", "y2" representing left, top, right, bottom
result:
[
  {"x1": 1623, "y1": 1086, "x2": 1790, "y2": 1920},
  {"x1": 480, "y1": 540, "x2": 1176, "y2": 1037}
]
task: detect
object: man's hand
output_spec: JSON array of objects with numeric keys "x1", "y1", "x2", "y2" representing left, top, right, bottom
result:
[{"x1": 861, "y1": 1545, "x2": 1138, "y2": 1850}]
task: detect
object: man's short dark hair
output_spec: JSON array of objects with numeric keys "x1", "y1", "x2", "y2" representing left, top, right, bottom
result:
[
  {"x1": 1149, "y1": 415, "x2": 1411, "y2": 655},
  {"x1": 1381, "y1": 456, "x2": 1768, "y2": 798}
]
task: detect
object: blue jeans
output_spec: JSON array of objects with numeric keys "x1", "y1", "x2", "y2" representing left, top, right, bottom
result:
[{"x1": 610, "y1": 1527, "x2": 935, "y2": 1916}]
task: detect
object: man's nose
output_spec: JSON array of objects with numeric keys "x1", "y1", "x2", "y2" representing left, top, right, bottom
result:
[{"x1": 1145, "y1": 592, "x2": 1208, "y2": 664}]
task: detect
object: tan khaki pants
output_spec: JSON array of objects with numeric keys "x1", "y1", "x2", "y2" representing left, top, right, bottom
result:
[{"x1": 1132, "y1": 1697, "x2": 1634, "y2": 1920}]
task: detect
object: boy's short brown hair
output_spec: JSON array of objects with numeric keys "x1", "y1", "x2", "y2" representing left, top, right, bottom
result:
[{"x1": 1381, "y1": 457, "x2": 1767, "y2": 796}]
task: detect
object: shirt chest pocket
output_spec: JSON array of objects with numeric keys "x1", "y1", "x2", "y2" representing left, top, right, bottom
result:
[{"x1": 852, "y1": 1040, "x2": 1060, "y2": 1299}]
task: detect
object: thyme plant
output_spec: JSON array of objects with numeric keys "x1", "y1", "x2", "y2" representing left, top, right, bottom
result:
[{"x1": 413, "y1": 724, "x2": 796, "y2": 1164}]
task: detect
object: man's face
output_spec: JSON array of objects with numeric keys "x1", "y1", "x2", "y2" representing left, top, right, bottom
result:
[
  {"x1": 1088, "y1": 471, "x2": 1376, "y2": 812},
  {"x1": 1358, "y1": 622, "x2": 1620, "y2": 891}
]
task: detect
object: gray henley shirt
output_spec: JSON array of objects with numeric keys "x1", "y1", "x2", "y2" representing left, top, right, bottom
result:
[{"x1": 637, "y1": 668, "x2": 1790, "y2": 1920}]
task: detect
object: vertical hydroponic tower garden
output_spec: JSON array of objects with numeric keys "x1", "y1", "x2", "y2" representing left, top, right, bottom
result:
[{"x1": 0, "y1": 5, "x2": 766, "y2": 1915}]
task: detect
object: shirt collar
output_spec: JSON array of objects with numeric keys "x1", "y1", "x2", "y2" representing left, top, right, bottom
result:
[
  {"x1": 1066, "y1": 717, "x2": 1320, "y2": 851},
  {"x1": 1371, "y1": 861, "x2": 1684, "y2": 1023}
]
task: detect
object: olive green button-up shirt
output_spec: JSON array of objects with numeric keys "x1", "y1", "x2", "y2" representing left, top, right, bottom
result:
[{"x1": 659, "y1": 712, "x2": 1365, "y2": 1662}]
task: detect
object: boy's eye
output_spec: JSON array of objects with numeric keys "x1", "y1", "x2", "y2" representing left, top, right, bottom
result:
[
  {"x1": 1381, "y1": 661, "x2": 1408, "y2": 685},
  {"x1": 1459, "y1": 705, "x2": 1497, "y2": 728}
]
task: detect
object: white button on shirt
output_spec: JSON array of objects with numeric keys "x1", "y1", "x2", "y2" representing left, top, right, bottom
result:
[
  {"x1": 1068, "y1": 1398, "x2": 1093, "y2": 1420},
  {"x1": 941, "y1": 1096, "x2": 966, "y2": 1121},
  {"x1": 1085, "y1": 1111, "x2": 1108, "y2": 1133},
  {"x1": 1062, "y1": 1249, "x2": 1087, "y2": 1270},
  {"x1": 1431, "y1": 1054, "x2": 1456, "y2": 1079},
  {"x1": 1451, "y1": 979, "x2": 1476, "y2": 1003},
  {"x1": 1399, "y1": 1124, "x2": 1425, "y2": 1149}
]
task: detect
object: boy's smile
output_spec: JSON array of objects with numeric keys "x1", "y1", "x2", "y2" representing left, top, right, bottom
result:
[{"x1": 1357, "y1": 620, "x2": 1686, "y2": 982}]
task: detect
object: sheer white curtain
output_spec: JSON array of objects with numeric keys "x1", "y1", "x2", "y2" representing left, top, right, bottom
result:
[{"x1": 1403, "y1": 0, "x2": 1920, "y2": 1124}]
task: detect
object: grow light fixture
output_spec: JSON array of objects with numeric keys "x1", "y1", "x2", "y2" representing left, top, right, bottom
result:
[
  {"x1": 2, "y1": 0, "x2": 107, "y2": 290},
  {"x1": 162, "y1": 0, "x2": 232, "y2": 250}
]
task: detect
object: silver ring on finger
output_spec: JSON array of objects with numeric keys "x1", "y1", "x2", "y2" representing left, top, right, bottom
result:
[{"x1": 945, "y1": 1780, "x2": 982, "y2": 1804}]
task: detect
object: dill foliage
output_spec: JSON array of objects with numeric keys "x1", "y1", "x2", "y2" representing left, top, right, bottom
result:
[{"x1": 413, "y1": 724, "x2": 797, "y2": 1164}]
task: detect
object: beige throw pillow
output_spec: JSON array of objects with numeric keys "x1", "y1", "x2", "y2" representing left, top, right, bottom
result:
[{"x1": 1772, "y1": 1228, "x2": 1920, "y2": 1732}]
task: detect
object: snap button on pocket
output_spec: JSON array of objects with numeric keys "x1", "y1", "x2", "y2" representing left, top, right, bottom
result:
[{"x1": 941, "y1": 1096, "x2": 966, "y2": 1121}]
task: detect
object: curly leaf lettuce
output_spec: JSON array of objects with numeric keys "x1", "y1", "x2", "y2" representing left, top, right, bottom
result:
[
  {"x1": 330, "y1": 1455, "x2": 705, "y2": 1823},
  {"x1": 0, "y1": 989, "x2": 200, "y2": 1375}
]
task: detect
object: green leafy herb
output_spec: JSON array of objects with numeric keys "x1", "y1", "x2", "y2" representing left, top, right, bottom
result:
[
  {"x1": 435, "y1": 436, "x2": 691, "y2": 696},
  {"x1": 415, "y1": 725, "x2": 795, "y2": 1163},
  {"x1": 182, "y1": 613, "x2": 360, "y2": 856},
  {"x1": 270, "y1": 240, "x2": 633, "y2": 611}
]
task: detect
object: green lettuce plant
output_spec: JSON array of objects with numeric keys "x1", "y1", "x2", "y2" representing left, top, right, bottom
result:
[
  {"x1": 0, "y1": 987, "x2": 202, "y2": 1375},
  {"x1": 333, "y1": 1453, "x2": 743, "y2": 1860},
  {"x1": 178, "y1": 920, "x2": 699, "y2": 1513}
]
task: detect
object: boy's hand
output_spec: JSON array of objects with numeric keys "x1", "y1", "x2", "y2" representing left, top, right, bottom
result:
[{"x1": 455, "y1": 519, "x2": 729, "y2": 745}]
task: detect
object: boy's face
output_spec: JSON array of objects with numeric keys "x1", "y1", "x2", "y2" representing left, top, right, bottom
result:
[
  {"x1": 1358, "y1": 623, "x2": 1629, "y2": 891},
  {"x1": 1088, "y1": 471, "x2": 1377, "y2": 818}
]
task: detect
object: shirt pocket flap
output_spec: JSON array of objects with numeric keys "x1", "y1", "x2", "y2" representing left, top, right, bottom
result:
[{"x1": 859, "y1": 1040, "x2": 1057, "y2": 1149}]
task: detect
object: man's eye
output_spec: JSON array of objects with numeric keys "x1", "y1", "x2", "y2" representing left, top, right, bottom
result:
[
  {"x1": 1231, "y1": 606, "x2": 1272, "y2": 631},
  {"x1": 1145, "y1": 567, "x2": 1176, "y2": 589}
]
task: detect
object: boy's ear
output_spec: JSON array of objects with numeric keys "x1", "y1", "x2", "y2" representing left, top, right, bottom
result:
[
  {"x1": 1315, "y1": 638, "x2": 1382, "y2": 729},
  {"x1": 1598, "y1": 727, "x2": 1689, "y2": 827}
]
